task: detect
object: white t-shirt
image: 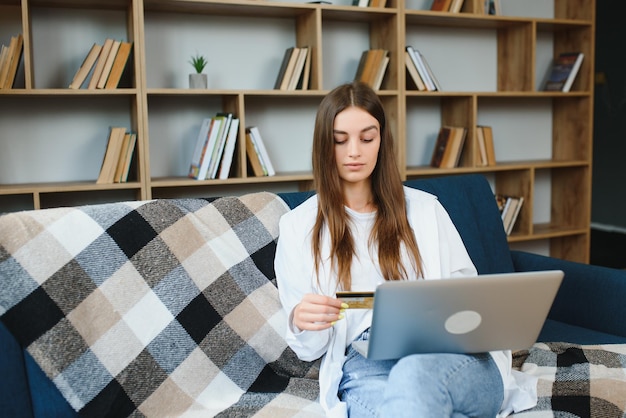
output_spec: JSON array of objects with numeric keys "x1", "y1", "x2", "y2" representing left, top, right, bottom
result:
[{"x1": 274, "y1": 187, "x2": 537, "y2": 417}]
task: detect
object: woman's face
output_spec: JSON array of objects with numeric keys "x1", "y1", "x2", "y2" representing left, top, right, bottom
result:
[{"x1": 333, "y1": 106, "x2": 381, "y2": 188}]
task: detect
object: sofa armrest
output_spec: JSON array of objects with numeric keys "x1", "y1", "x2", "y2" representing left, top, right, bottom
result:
[{"x1": 511, "y1": 250, "x2": 626, "y2": 338}]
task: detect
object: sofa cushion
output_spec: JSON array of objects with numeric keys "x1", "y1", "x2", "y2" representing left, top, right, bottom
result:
[{"x1": 0, "y1": 193, "x2": 322, "y2": 417}]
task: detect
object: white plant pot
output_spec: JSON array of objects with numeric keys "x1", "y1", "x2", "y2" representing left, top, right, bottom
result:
[{"x1": 189, "y1": 73, "x2": 207, "y2": 89}]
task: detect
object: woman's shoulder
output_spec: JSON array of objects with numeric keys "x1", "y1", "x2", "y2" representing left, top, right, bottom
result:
[
  {"x1": 279, "y1": 194, "x2": 318, "y2": 225},
  {"x1": 402, "y1": 185, "x2": 438, "y2": 203}
]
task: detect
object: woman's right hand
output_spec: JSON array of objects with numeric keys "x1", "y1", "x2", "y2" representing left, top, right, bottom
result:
[{"x1": 292, "y1": 294, "x2": 347, "y2": 331}]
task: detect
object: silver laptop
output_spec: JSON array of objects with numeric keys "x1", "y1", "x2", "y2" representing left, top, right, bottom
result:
[{"x1": 350, "y1": 270, "x2": 564, "y2": 360}]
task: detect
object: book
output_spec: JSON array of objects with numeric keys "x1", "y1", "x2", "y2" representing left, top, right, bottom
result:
[
  {"x1": 105, "y1": 41, "x2": 132, "y2": 89},
  {"x1": 2, "y1": 34, "x2": 23, "y2": 89},
  {"x1": 431, "y1": 126, "x2": 466, "y2": 168},
  {"x1": 246, "y1": 130, "x2": 266, "y2": 176},
  {"x1": 484, "y1": 0, "x2": 501, "y2": 15},
  {"x1": 69, "y1": 43, "x2": 102, "y2": 89},
  {"x1": 406, "y1": 46, "x2": 435, "y2": 91},
  {"x1": 113, "y1": 132, "x2": 137, "y2": 183},
  {"x1": 0, "y1": 45, "x2": 8, "y2": 89},
  {"x1": 217, "y1": 118, "x2": 240, "y2": 180},
  {"x1": 497, "y1": 194, "x2": 524, "y2": 235},
  {"x1": 430, "y1": 126, "x2": 453, "y2": 167},
  {"x1": 372, "y1": 53, "x2": 389, "y2": 90},
  {"x1": 419, "y1": 50, "x2": 442, "y2": 91},
  {"x1": 439, "y1": 126, "x2": 467, "y2": 168},
  {"x1": 248, "y1": 126, "x2": 275, "y2": 176},
  {"x1": 298, "y1": 45, "x2": 312, "y2": 90},
  {"x1": 449, "y1": 0, "x2": 465, "y2": 13},
  {"x1": 96, "y1": 39, "x2": 121, "y2": 89},
  {"x1": 356, "y1": 49, "x2": 387, "y2": 88},
  {"x1": 479, "y1": 125, "x2": 496, "y2": 165},
  {"x1": 96, "y1": 127, "x2": 127, "y2": 184},
  {"x1": 476, "y1": 126, "x2": 489, "y2": 166},
  {"x1": 88, "y1": 38, "x2": 114, "y2": 89},
  {"x1": 188, "y1": 117, "x2": 213, "y2": 179},
  {"x1": 430, "y1": 0, "x2": 453, "y2": 11},
  {"x1": 352, "y1": 0, "x2": 370, "y2": 6},
  {"x1": 404, "y1": 50, "x2": 427, "y2": 91},
  {"x1": 207, "y1": 112, "x2": 233, "y2": 179},
  {"x1": 542, "y1": 52, "x2": 584, "y2": 92},
  {"x1": 274, "y1": 47, "x2": 299, "y2": 90},
  {"x1": 119, "y1": 132, "x2": 137, "y2": 183},
  {"x1": 287, "y1": 46, "x2": 308, "y2": 91},
  {"x1": 196, "y1": 117, "x2": 224, "y2": 180}
]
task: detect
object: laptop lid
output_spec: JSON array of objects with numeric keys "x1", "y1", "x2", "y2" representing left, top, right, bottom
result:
[{"x1": 351, "y1": 270, "x2": 563, "y2": 360}]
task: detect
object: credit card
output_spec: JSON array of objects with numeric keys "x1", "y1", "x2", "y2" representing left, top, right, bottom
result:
[{"x1": 336, "y1": 291, "x2": 375, "y2": 309}]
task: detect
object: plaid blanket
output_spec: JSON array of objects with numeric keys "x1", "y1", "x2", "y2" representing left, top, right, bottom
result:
[
  {"x1": 0, "y1": 193, "x2": 323, "y2": 417},
  {"x1": 512, "y1": 342, "x2": 626, "y2": 418}
]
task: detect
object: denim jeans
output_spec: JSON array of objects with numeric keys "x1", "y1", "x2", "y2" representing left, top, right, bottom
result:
[{"x1": 338, "y1": 329, "x2": 504, "y2": 418}]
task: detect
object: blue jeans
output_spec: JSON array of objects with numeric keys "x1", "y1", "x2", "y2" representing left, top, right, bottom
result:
[{"x1": 338, "y1": 329, "x2": 504, "y2": 418}]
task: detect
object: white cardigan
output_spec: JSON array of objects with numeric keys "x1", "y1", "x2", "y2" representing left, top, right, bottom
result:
[{"x1": 275, "y1": 187, "x2": 537, "y2": 417}]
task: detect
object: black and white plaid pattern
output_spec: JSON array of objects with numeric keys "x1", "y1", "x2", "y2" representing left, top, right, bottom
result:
[
  {"x1": 0, "y1": 193, "x2": 322, "y2": 417},
  {"x1": 513, "y1": 342, "x2": 626, "y2": 417}
]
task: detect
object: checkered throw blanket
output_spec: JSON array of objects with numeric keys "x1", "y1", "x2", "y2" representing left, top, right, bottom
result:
[
  {"x1": 0, "y1": 193, "x2": 323, "y2": 417},
  {"x1": 512, "y1": 342, "x2": 626, "y2": 418}
]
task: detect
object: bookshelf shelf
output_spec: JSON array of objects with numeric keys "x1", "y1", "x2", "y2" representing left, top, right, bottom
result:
[{"x1": 0, "y1": 0, "x2": 594, "y2": 262}]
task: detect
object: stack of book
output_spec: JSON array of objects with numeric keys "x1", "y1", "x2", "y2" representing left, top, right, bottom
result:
[
  {"x1": 274, "y1": 46, "x2": 312, "y2": 91},
  {"x1": 354, "y1": 49, "x2": 389, "y2": 90},
  {"x1": 405, "y1": 46, "x2": 441, "y2": 91},
  {"x1": 430, "y1": 0, "x2": 465, "y2": 13},
  {"x1": 352, "y1": 0, "x2": 388, "y2": 7},
  {"x1": 69, "y1": 38, "x2": 133, "y2": 90},
  {"x1": 476, "y1": 125, "x2": 496, "y2": 166},
  {"x1": 188, "y1": 113, "x2": 241, "y2": 180},
  {"x1": 245, "y1": 126, "x2": 275, "y2": 177},
  {"x1": 96, "y1": 127, "x2": 137, "y2": 184},
  {"x1": 0, "y1": 33, "x2": 23, "y2": 89},
  {"x1": 430, "y1": 126, "x2": 467, "y2": 168},
  {"x1": 495, "y1": 194, "x2": 524, "y2": 235}
]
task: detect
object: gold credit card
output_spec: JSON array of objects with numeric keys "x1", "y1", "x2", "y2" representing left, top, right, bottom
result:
[{"x1": 336, "y1": 291, "x2": 375, "y2": 309}]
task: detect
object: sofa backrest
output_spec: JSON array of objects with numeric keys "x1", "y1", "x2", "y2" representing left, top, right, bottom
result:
[{"x1": 279, "y1": 174, "x2": 514, "y2": 275}]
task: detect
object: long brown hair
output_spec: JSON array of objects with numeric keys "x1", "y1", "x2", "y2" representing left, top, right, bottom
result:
[{"x1": 311, "y1": 81, "x2": 423, "y2": 291}]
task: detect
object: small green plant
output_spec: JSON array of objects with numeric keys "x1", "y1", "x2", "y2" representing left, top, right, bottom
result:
[{"x1": 189, "y1": 53, "x2": 207, "y2": 73}]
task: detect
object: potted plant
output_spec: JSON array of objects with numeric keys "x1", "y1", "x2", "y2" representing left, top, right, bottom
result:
[{"x1": 189, "y1": 53, "x2": 208, "y2": 89}]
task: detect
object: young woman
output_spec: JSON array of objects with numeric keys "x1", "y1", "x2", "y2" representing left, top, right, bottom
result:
[{"x1": 275, "y1": 82, "x2": 537, "y2": 417}]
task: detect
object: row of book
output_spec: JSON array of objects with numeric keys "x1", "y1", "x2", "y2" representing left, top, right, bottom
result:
[
  {"x1": 430, "y1": 0, "x2": 465, "y2": 13},
  {"x1": 188, "y1": 113, "x2": 240, "y2": 180},
  {"x1": 0, "y1": 33, "x2": 23, "y2": 90},
  {"x1": 97, "y1": 127, "x2": 137, "y2": 184},
  {"x1": 405, "y1": 45, "x2": 441, "y2": 92},
  {"x1": 430, "y1": 125, "x2": 497, "y2": 168},
  {"x1": 69, "y1": 38, "x2": 133, "y2": 90},
  {"x1": 496, "y1": 194, "x2": 524, "y2": 235},
  {"x1": 352, "y1": 0, "x2": 387, "y2": 7},
  {"x1": 274, "y1": 46, "x2": 311, "y2": 91},
  {"x1": 354, "y1": 49, "x2": 389, "y2": 90}
]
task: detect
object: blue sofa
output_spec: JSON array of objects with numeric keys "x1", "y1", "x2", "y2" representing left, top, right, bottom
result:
[{"x1": 2, "y1": 174, "x2": 626, "y2": 417}]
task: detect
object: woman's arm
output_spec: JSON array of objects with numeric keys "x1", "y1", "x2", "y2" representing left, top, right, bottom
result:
[{"x1": 274, "y1": 209, "x2": 338, "y2": 361}]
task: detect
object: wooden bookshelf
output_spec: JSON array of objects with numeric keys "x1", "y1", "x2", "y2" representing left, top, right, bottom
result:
[{"x1": 0, "y1": 0, "x2": 595, "y2": 262}]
